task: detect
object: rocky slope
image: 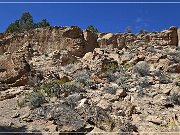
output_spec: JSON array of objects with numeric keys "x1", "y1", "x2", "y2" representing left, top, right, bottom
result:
[{"x1": 0, "y1": 26, "x2": 180, "y2": 134}]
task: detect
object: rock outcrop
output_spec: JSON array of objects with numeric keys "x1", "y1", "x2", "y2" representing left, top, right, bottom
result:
[
  {"x1": 0, "y1": 26, "x2": 99, "y2": 87},
  {"x1": 0, "y1": 25, "x2": 180, "y2": 134},
  {"x1": 98, "y1": 26, "x2": 178, "y2": 50}
]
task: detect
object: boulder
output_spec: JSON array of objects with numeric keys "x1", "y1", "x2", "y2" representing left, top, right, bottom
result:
[
  {"x1": 83, "y1": 30, "x2": 99, "y2": 53},
  {"x1": 0, "y1": 51, "x2": 30, "y2": 86},
  {"x1": 167, "y1": 63, "x2": 180, "y2": 73}
]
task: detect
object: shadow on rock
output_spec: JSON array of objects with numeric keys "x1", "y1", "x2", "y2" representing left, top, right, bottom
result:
[{"x1": 0, "y1": 125, "x2": 42, "y2": 135}]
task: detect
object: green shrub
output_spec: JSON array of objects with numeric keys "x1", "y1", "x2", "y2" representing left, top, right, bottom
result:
[
  {"x1": 61, "y1": 81, "x2": 83, "y2": 92},
  {"x1": 6, "y1": 12, "x2": 50, "y2": 33},
  {"x1": 102, "y1": 61, "x2": 119, "y2": 72},
  {"x1": 86, "y1": 25, "x2": 99, "y2": 33},
  {"x1": 17, "y1": 90, "x2": 46, "y2": 109},
  {"x1": 26, "y1": 91, "x2": 46, "y2": 108},
  {"x1": 42, "y1": 79, "x2": 69, "y2": 97},
  {"x1": 166, "y1": 118, "x2": 179, "y2": 131}
]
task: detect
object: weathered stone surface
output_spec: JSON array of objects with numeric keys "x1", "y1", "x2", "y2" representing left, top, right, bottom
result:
[
  {"x1": 0, "y1": 26, "x2": 101, "y2": 86},
  {"x1": 167, "y1": 63, "x2": 180, "y2": 73},
  {"x1": 177, "y1": 28, "x2": 180, "y2": 48},
  {"x1": 83, "y1": 30, "x2": 99, "y2": 53},
  {"x1": 97, "y1": 26, "x2": 178, "y2": 50},
  {"x1": 0, "y1": 51, "x2": 30, "y2": 86},
  {"x1": 146, "y1": 115, "x2": 162, "y2": 125},
  {"x1": 0, "y1": 26, "x2": 98, "y2": 58},
  {"x1": 116, "y1": 89, "x2": 127, "y2": 97}
]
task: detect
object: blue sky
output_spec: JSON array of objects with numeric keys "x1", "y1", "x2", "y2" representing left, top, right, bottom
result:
[{"x1": 0, "y1": 1, "x2": 179, "y2": 33}]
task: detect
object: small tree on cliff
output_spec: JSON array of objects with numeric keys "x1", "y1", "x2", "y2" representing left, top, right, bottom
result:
[
  {"x1": 5, "y1": 12, "x2": 50, "y2": 33},
  {"x1": 86, "y1": 25, "x2": 99, "y2": 33},
  {"x1": 36, "y1": 19, "x2": 50, "y2": 28},
  {"x1": 20, "y1": 12, "x2": 34, "y2": 31}
]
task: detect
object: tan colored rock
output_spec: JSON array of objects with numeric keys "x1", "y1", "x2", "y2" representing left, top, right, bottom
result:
[
  {"x1": 149, "y1": 27, "x2": 178, "y2": 46},
  {"x1": 96, "y1": 99, "x2": 111, "y2": 110},
  {"x1": 177, "y1": 28, "x2": 180, "y2": 48},
  {"x1": 145, "y1": 54, "x2": 160, "y2": 63},
  {"x1": 103, "y1": 93, "x2": 119, "y2": 102},
  {"x1": 0, "y1": 26, "x2": 93, "y2": 57},
  {"x1": 81, "y1": 48, "x2": 120, "y2": 72},
  {"x1": 0, "y1": 26, "x2": 102, "y2": 87},
  {"x1": 83, "y1": 30, "x2": 99, "y2": 53},
  {"x1": 98, "y1": 33, "x2": 126, "y2": 49},
  {"x1": 116, "y1": 89, "x2": 127, "y2": 97},
  {"x1": 97, "y1": 26, "x2": 178, "y2": 50},
  {"x1": 160, "y1": 84, "x2": 173, "y2": 94},
  {"x1": 155, "y1": 58, "x2": 170, "y2": 71},
  {"x1": 167, "y1": 63, "x2": 180, "y2": 73},
  {"x1": 0, "y1": 51, "x2": 30, "y2": 86},
  {"x1": 146, "y1": 115, "x2": 162, "y2": 125}
]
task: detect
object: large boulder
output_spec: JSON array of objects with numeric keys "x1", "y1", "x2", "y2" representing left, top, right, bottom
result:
[
  {"x1": 98, "y1": 33, "x2": 127, "y2": 49},
  {"x1": 83, "y1": 30, "x2": 99, "y2": 53},
  {"x1": 0, "y1": 51, "x2": 30, "y2": 86}
]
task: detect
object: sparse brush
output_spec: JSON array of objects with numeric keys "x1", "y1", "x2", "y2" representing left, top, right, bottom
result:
[
  {"x1": 84, "y1": 79, "x2": 96, "y2": 88},
  {"x1": 166, "y1": 51, "x2": 180, "y2": 57},
  {"x1": 28, "y1": 70, "x2": 43, "y2": 87},
  {"x1": 102, "y1": 61, "x2": 119, "y2": 72},
  {"x1": 61, "y1": 81, "x2": 83, "y2": 93},
  {"x1": 103, "y1": 86, "x2": 117, "y2": 94},
  {"x1": 119, "y1": 121, "x2": 138, "y2": 134},
  {"x1": 65, "y1": 63, "x2": 75, "y2": 71},
  {"x1": 106, "y1": 71, "x2": 128, "y2": 85},
  {"x1": 159, "y1": 74, "x2": 172, "y2": 84},
  {"x1": 17, "y1": 91, "x2": 46, "y2": 109},
  {"x1": 175, "y1": 77, "x2": 180, "y2": 86},
  {"x1": 166, "y1": 118, "x2": 180, "y2": 131},
  {"x1": 120, "y1": 83, "x2": 131, "y2": 91},
  {"x1": 106, "y1": 71, "x2": 118, "y2": 82},
  {"x1": 137, "y1": 87, "x2": 145, "y2": 97},
  {"x1": 146, "y1": 46, "x2": 156, "y2": 53},
  {"x1": 133, "y1": 61, "x2": 150, "y2": 76},
  {"x1": 42, "y1": 79, "x2": 69, "y2": 97},
  {"x1": 166, "y1": 92, "x2": 180, "y2": 105},
  {"x1": 26, "y1": 91, "x2": 46, "y2": 108},
  {"x1": 138, "y1": 77, "x2": 151, "y2": 88},
  {"x1": 73, "y1": 70, "x2": 91, "y2": 85},
  {"x1": 115, "y1": 76, "x2": 128, "y2": 86}
]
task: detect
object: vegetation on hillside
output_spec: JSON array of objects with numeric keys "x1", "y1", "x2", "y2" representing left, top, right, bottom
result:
[
  {"x1": 5, "y1": 12, "x2": 50, "y2": 33},
  {"x1": 86, "y1": 25, "x2": 99, "y2": 33}
]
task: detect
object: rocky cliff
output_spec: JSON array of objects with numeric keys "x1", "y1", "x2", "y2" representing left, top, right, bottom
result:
[
  {"x1": 0, "y1": 26, "x2": 179, "y2": 87},
  {"x1": 0, "y1": 26, "x2": 180, "y2": 134}
]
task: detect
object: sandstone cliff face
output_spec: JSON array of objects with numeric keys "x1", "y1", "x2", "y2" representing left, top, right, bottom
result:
[
  {"x1": 0, "y1": 26, "x2": 98, "y2": 86},
  {"x1": 0, "y1": 26, "x2": 179, "y2": 87},
  {"x1": 0, "y1": 26, "x2": 87, "y2": 57},
  {"x1": 97, "y1": 26, "x2": 178, "y2": 49}
]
